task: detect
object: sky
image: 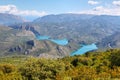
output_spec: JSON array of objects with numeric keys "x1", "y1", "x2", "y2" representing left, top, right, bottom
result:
[{"x1": 0, "y1": 0, "x2": 120, "y2": 20}]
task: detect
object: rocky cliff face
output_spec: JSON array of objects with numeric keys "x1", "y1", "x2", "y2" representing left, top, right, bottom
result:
[
  {"x1": 16, "y1": 30, "x2": 35, "y2": 37},
  {"x1": 10, "y1": 24, "x2": 40, "y2": 35},
  {"x1": 8, "y1": 40, "x2": 71, "y2": 58},
  {"x1": 97, "y1": 32, "x2": 120, "y2": 49}
]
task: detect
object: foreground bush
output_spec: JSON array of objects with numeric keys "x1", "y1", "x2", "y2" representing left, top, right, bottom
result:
[{"x1": 0, "y1": 49, "x2": 120, "y2": 80}]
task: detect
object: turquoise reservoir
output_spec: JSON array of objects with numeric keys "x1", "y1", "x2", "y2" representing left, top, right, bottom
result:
[
  {"x1": 50, "y1": 39, "x2": 68, "y2": 46},
  {"x1": 71, "y1": 43, "x2": 98, "y2": 56},
  {"x1": 35, "y1": 35, "x2": 97, "y2": 55},
  {"x1": 35, "y1": 34, "x2": 68, "y2": 46},
  {"x1": 36, "y1": 35, "x2": 50, "y2": 40}
]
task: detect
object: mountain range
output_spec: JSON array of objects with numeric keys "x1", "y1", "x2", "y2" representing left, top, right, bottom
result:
[
  {"x1": 0, "y1": 13, "x2": 25, "y2": 25},
  {"x1": 0, "y1": 13, "x2": 120, "y2": 57},
  {"x1": 33, "y1": 14, "x2": 120, "y2": 47}
]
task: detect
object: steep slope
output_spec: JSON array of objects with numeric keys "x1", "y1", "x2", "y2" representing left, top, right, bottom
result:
[
  {"x1": 0, "y1": 13, "x2": 25, "y2": 25},
  {"x1": 97, "y1": 32, "x2": 120, "y2": 48},
  {"x1": 8, "y1": 40, "x2": 71, "y2": 58},
  {"x1": 0, "y1": 25, "x2": 35, "y2": 55},
  {"x1": 0, "y1": 25, "x2": 71, "y2": 57}
]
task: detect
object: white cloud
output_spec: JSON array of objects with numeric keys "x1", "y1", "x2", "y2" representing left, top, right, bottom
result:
[
  {"x1": 88, "y1": 0, "x2": 99, "y2": 5},
  {"x1": 69, "y1": 6, "x2": 120, "y2": 16},
  {"x1": 0, "y1": 5, "x2": 47, "y2": 16},
  {"x1": 93, "y1": 6, "x2": 110, "y2": 12},
  {"x1": 112, "y1": 1, "x2": 120, "y2": 6}
]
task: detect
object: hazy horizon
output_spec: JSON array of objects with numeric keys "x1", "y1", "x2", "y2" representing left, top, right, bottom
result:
[{"x1": 0, "y1": 0, "x2": 120, "y2": 20}]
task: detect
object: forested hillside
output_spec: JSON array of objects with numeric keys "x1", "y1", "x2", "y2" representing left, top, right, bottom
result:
[{"x1": 0, "y1": 49, "x2": 120, "y2": 80}]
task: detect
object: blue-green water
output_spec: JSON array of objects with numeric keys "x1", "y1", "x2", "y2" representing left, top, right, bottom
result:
[
  {"x1": 70, "y1": 43, "x2": 98, "y2": 56},
  {"x1": 36, "y1": 35, "x2": 68, "y2": 46},
  {"x1": 36, "y1": 35, "x2": 50, "y2": 40},
  {"x1": 36, "y1": 35, "x2": 98, "y2": 56},
  {"x1": 50, "y1": 39, "x2": 68, "y2": 46}
]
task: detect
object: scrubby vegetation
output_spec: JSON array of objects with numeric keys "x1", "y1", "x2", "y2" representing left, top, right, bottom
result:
[{"x1": 0, "y1": 49, "x2": 120, "y2": 80}]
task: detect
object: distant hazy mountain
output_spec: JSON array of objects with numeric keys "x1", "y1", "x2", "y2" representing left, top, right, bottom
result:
[
  {"x1": 10, "y1": 14, "x2": 120, "y2": 50},
  {"x1": 0, "y1": 13, "x2": 25, "y2": 25},
  {"x1": 33, "y1": 14, "x2": 120, "y2": 44},
  {"x1": 34, "y1": 14, "x2": 94, "y2": 23}
]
